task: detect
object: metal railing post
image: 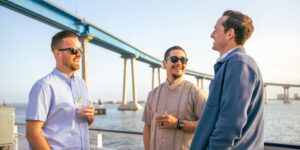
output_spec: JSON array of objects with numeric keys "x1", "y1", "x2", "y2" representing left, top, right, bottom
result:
[{"x1": 97, "y1": 132, "x2": 103, "y2": 148}]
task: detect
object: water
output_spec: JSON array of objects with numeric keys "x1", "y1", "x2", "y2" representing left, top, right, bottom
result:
[
  {"x1": 264, "y1": 101, "x2": 300, "y2": 144},
  {"x1": 13, "y1": 101, "x2": 300, "y2": 149}
]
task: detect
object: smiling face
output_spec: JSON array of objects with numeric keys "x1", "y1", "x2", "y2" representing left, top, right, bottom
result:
[
  {"x1": 54, "y1": 37, "x2": 82, "y2": 76},
  {"x1": 163, "y1": 49, "x2": 187, "y2": 82}
]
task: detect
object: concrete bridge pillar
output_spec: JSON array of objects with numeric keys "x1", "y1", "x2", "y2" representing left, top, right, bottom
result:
[
  {"x1": 158, "y1": 67, "x2": 161, "y2": 85},
  {"x1": 264, "y1": 85, "x2": 268, "y2": 104},
  {"x1": 118, "y1": 55, "x2": 142, "y2": 111},
  {"x1": 80, "y1": 34, "x2": 93, "y2": 87},
  {"x1": 196, "y1": 77, "x2": 204, "y2": 89},
  {"x1": 151, "y1": 66, "x2": 161, "y2": 89},
  {"x1": 131, "y1": 57, "x2": 137, "y2": 104},
  {"x1": 122, "y1": 57, "x2": 128, "y2": 105},
  {"x1": 283, "y1": 86, "x2": 290, "y2": 103},
  {"x1": 151, "y1": 67, "x2": 155, "y2": 89},
  {"x1": 200, "y1": 78, "x2": 204, "y2": 89}
]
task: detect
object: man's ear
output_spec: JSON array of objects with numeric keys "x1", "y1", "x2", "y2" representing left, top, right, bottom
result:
[
  {"x1": 53, "y1": 49, "x2": 61, "y2": 58},
  {"x1": 227, "y1": 28, "x2": 235, "y2": 40},
  {"x1": 162, "y1": 60, "x2": 166, "y2": 69}
]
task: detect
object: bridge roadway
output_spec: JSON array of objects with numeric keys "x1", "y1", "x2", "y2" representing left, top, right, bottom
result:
[{"x1": 1, "y1": 1, "x2": 299, "y2": 109}]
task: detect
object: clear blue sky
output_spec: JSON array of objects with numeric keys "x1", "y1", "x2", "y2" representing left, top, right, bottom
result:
[{"x1": 0, "y1": 0, "x2": 299, "y2": 103}]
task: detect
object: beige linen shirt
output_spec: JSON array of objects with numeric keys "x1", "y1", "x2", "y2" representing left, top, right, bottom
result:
[{"x1": 142, "y1": 77, "x2": 206, "y2": 150}]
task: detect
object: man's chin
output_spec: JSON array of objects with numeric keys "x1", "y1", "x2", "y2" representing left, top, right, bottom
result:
[
  {"x1": 71, "y1": 65, "x2": 80, "y2": 71},
  {"x1": 172, "y1": 74, "x2": 182, "y2": 79}
]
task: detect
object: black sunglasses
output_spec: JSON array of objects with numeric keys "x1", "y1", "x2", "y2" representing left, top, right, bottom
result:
[
  {"x1": 166, "y1": 56, "x2": 188, "y2": 64},
  {"x1": 58, "y1": 48, "x2": 82, "y2": 55}
]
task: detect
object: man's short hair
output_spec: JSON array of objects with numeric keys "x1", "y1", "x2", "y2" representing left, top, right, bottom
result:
[
  {"x1": 51, "y1": 30, "x2": 79, "y2": 51},
  {"x1": 164, "y1": 46, "x2": 187, "y2": 60},
  {"x1": 222, "y1": 10, "x2": 254, "y2": 46}
]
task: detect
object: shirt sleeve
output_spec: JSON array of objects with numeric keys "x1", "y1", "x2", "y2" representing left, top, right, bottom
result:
[
  {"x1": 194, "y1": 88, "x2": 207, "y2": 119},
  {"x1": 26, "y1": 82, "x2": 52, "y2": 122},
  {"x1": 142, "y1": 91, "x2": 154, "y2": 125},
  {"x1": 207, "y1": 60, "x2": 258, "y2": 149}
]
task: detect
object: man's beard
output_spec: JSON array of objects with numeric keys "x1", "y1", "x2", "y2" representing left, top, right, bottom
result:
[
  {"x1": 172, "y1": 74, "x2": 182, "y2": 79},
  {"x1": 63, "y1": 61, "x2": 79, "y2": 71},
  {"x1": 71, "y1": 62, "x2": 80, "y2": 71}
]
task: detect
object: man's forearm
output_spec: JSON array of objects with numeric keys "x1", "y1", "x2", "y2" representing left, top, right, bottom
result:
[
  {"x1": 182, "y1": 120, "x2": 198, "y2": 133},
  {"x1": 26, "y1": 132, "x2": 51, "y2": 150},
  {"x1": 143, "y1": 124, "x2": 150, "y2": 150}
]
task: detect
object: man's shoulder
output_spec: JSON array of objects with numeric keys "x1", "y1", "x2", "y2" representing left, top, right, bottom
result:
[
  {"x1": 185, "y1": 80, "x2": 207, "y2": 97},
  {"x1": 149, "y1": 82, "x2": 165, "y2": 95},
  {"x1": 227, "y1": 52, "x2": 262, "y2": 77},
  {"x1": 228, "y1": 50, "x2": 256, "y2": 65},
  {"x1": 34, "y1": 72, "x2": 53, "y2": 84},
  {"x1": 183, "y1": 80, "x2": 199, "y2": 90},
  {"x1": 32, "y1": 71, "x2": 63, "y2": 87}
]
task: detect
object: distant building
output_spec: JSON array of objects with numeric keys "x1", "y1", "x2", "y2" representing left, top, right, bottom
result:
[
  {"x1": 277, "y1": 93, "x2": 300, "y2": 100},
  {"x1": 277, "y1": 94, "x2": 285, "y2": 100},
  {"x1": 294, "y1": 93, "x2": 300, "y2": 100}
]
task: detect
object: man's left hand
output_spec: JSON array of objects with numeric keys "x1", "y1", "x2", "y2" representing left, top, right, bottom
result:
[
  {"x1": 81, "y1": 105, "x2": 95, "y2": 125},
  {"x1": 156, "y1": 114, "x2": 178, "y2": 129}
]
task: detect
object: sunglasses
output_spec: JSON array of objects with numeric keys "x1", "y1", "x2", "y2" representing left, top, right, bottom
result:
[
  {"x1": 58, "y1": 48, "x2": 82, "y2": 55},
  {"x1": 166, "y1": 56, "x2": 188, "y2": 64}
]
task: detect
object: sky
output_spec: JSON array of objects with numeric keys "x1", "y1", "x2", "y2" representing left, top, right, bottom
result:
[{"x1": 0, "y1": 0, "x2": 300, "y2": 103}]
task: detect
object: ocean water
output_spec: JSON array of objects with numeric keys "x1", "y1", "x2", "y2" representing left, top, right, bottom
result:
[{"x1": 14, "y1": 101, "x2": 300, "y2": 149}]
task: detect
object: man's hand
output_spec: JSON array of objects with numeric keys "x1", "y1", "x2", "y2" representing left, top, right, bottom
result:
[
  {"x1": 80, "y1": 105, "x2": 95, "y2": 125},
  {"x1": 155, "y1": 114, "x2": 178, "y2": 129}
]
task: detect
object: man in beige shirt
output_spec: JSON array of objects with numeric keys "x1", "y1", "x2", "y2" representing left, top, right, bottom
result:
[{"x1": 142, "y1": 46, "x2": 207, "y2": 150}]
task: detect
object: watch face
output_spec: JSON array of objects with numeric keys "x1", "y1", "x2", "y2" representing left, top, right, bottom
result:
[{"x1": 178, "y1": 120, "x2": 184, "y2": 129}]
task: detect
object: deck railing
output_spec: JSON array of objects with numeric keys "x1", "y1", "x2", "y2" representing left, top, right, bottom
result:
[{"x1": 14, "y1": 123, "x2": 300, "y2": 150}]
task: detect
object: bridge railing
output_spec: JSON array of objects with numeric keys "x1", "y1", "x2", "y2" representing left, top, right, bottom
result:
[{"x1": 15, "y1": 123, "x2": 300, "y2": 150}]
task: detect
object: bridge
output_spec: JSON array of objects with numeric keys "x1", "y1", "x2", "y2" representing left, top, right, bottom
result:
[
  {"x1": 264, "y1": 83, "x2": 300, "y2": 103},
  {"x1": 1, "y1": 1, "x2": 299, "y2": 109}
]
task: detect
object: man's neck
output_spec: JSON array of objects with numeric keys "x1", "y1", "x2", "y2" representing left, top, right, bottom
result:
[
  {"x1": 219, "y1": 45, "x2": 242, "y2": 56},
  {"x1": 167, "y1": 76, "x2": 184, "y2": 85}
]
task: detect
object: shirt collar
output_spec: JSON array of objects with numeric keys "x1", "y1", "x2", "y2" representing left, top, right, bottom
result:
[
  {"x1": 166, "y1": 76, "x2": 184, "y2": 89},
  {"x1": 217, "y1": 47, "x2": 240, "y2": 62},
  {"x1": 52, "y1": 68, "x2": 74, "y2": 82}
]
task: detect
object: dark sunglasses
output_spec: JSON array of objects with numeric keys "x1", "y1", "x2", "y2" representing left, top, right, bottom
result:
[
  {"x1": 58, "y1": 48, "x2": 82, "y2": 55},
  {"x1": 166, "y1": 56, "x2": 188, "y2": 64}
]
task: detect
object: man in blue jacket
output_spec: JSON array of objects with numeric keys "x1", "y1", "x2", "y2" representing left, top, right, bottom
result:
[{"x1": 190, "y1": 10, "x2": 264, "y2": 149}]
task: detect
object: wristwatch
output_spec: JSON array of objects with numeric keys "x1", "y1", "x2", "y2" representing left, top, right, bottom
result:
[{"x1": 177, "y1": 119, "x2": 184, "y2": 129}]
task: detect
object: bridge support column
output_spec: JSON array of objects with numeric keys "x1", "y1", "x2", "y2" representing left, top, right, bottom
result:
[
  {"x1": 80, "y1": 34, "x2": 93, "y2": 88},
  {"x1": 118, "y1": 55, "x2": 142, "y2": 111},
  {"x1": 264, "y1": 85, "x2": 268, "y2": 104},
  {"x1": 152, "y1": 67, "x2": 155, "y2": 89},
  {"x1": 283, "y1": 86, "x2": 290, "y2": 103},
  {"x1": 200, "y1": 78, "x2": 204, "y2": 89},
  {"x1": 158, "y1": 67, "x2": 161, "y2": 85},
  {"x1": 196, "y1": 77, "x2": 204, "y2": 89},
  {"x1": 151, "y1": 66, "x2": 161, "y2": 89},
  {"x1": 131, "y1": 57, "x2": 137, "y2": 104},
  {"x1": 122, "y1": 58, "x2": 128, "y2": 105}
]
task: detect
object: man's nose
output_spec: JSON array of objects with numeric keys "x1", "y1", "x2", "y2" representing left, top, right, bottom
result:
[{"x1": 76, "y1": 52, "x2": 82, "y2": 57}]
